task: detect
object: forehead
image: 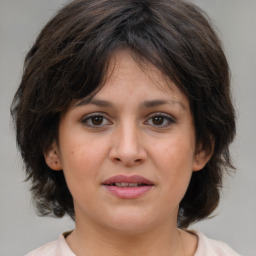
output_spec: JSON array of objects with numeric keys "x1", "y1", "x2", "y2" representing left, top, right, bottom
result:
[
  {"x1": 102, "y1": 50, "x2": 188, "y2": 100},
  {"x1": 72, "y1": 49, "x2": 190, "y2": 113},
  {"x1": 106, "y1": 49, "x2": 170, "y2": 89}
]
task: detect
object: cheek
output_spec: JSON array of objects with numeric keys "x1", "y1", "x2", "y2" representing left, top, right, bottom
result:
[
  {"x1": 59, "y1": 136, "x2": 107, "y2": 185},
  {"x1": 154, "y1": 136, "x2": 195, "y2": 170},
  {"x1": 59, "y1": 142, "x2": 106, "y2": 207},
  {"x1": 151, "y1": 135, "x2": 195, "y2": 192}
]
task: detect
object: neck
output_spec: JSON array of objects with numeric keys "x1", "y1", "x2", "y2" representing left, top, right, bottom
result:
[{"x1": 66, "y1": 219, "x2": 185, "y2": 256}]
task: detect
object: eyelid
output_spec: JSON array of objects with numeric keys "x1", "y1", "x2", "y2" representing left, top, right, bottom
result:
[
  {"x1": 80, "y1": 112, "x2": 112, "y2": 127},
  {"x1": 146, "y1": 112, "x2": 176, "y2": 120},
  {"x1": 144, "y1": 112, "x2": 176, "y2": 127}
]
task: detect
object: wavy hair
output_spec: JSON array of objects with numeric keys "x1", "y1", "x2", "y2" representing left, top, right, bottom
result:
[{"x1": 11, "y1": 0, "x2": 236, "y2": 228}]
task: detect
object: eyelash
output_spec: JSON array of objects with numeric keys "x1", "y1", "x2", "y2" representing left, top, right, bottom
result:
[
  {"x1": 144, "y1": 113, "x2": 175, "y2": 128},
  {"x1": 81, "y1": 113, "x2": 112, "y2": 128},
  {"x1": 81, "y1": 113, "x2": 175, "y2": 128}
]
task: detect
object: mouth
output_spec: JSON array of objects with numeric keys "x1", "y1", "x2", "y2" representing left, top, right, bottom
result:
[
  {"x1": 102, "y1": 175, "x2": 154, "y2": 199},
  {"x1": 106, "y1": 182, "x2": 152, "y2": 187}
]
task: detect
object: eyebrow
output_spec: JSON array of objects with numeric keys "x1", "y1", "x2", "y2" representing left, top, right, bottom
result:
[
  {"x1": 75, "y1": 98, "x2": 186, "y2": 110},
  {"x1": 75, "y1": 98, "x2": 114, "y2": 107},
  {"x1": 141, "y1": 99, "x2": 186, "y2": 110}
]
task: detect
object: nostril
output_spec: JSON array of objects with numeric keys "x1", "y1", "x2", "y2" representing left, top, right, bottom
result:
[{"x1": 113, "y1": 157, "x2": 143, "y2": 166}]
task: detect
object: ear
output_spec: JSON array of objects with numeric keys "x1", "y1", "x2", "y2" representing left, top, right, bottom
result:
[
  {"x1": 44, "y1": 141, "x2": 62, "y2": 171},
  {"x1": 192, "y1": 144, "x2": 214, "y2": 172}
]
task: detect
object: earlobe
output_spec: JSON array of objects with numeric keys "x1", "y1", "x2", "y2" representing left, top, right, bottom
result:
[{"x1": 44, "y1": 142, "x2": 62, "y2": 171}]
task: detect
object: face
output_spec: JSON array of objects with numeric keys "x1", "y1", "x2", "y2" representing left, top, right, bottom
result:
[{"x1": 45, "y1": 50, "x2": 209, "y2": 234}]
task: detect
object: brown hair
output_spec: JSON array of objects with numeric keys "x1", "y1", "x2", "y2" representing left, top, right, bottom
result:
[{"x1": 11, "y1": 0, "x2": 236, "y2": 228}]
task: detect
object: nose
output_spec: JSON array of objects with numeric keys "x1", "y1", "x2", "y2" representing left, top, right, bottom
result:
[{"x1": 109, "y1": 122, "x2": 147, "y2": 167}]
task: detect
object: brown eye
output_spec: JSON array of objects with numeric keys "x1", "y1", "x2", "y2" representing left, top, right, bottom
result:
[
  {"x1": 152, "y1": 116, "x2": 164, "y2": 125},
  {"x1": 145, "y1": 114, "x2": 175, "y2": 128},
  {"x1": 81, "y1": 114, "x2": 112, "y2": 128},
  {"x1": 91, "y1": 116, "x2": 104, "y2": 125}
]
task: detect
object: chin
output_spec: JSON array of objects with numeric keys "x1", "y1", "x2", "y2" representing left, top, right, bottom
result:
[{"x1": 102, "y1": 209, "x2": 159, "y2": 235}]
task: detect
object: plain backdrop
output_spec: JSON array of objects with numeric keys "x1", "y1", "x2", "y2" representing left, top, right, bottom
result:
[{"x1": 1, "y1": 0, "x2": 255, "y2": 255}]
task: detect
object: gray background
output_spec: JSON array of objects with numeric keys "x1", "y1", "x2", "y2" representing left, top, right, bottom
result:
[{"x1": 0, "y1": 0, "x2": 255, "y2": 255}]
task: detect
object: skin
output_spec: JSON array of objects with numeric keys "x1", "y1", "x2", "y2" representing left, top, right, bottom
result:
[{"x1": 45, "y1": 50, "x2": 211, "y2": 256}]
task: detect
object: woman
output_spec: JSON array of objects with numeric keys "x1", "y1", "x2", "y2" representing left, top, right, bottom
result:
[{"x1": 11, "y1": 0, "x2": 239, "y2": 255}]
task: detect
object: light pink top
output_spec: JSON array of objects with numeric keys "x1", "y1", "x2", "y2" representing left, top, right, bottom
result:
[{"x1": 26, "y1": 231, "x2": 241, "y2": 256}]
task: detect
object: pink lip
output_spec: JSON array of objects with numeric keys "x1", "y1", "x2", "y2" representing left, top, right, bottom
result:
[
  {"x1": 103, "y1": 175, "x2": 154, "y2": 185},
  {"x1": 102, "y1": 175, "x2": 154, "y2": 199}
]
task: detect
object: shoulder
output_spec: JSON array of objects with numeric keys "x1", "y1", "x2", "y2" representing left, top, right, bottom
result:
[
  {"x1": 25, "y1": 240, "x2": 58, "y2": 256},
  {"x1": 25, "y1": 234, "x2": 75, "y2": 256},
  {"x1": 194, "y1": 231, "x2": 241, "y2": 256}
]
